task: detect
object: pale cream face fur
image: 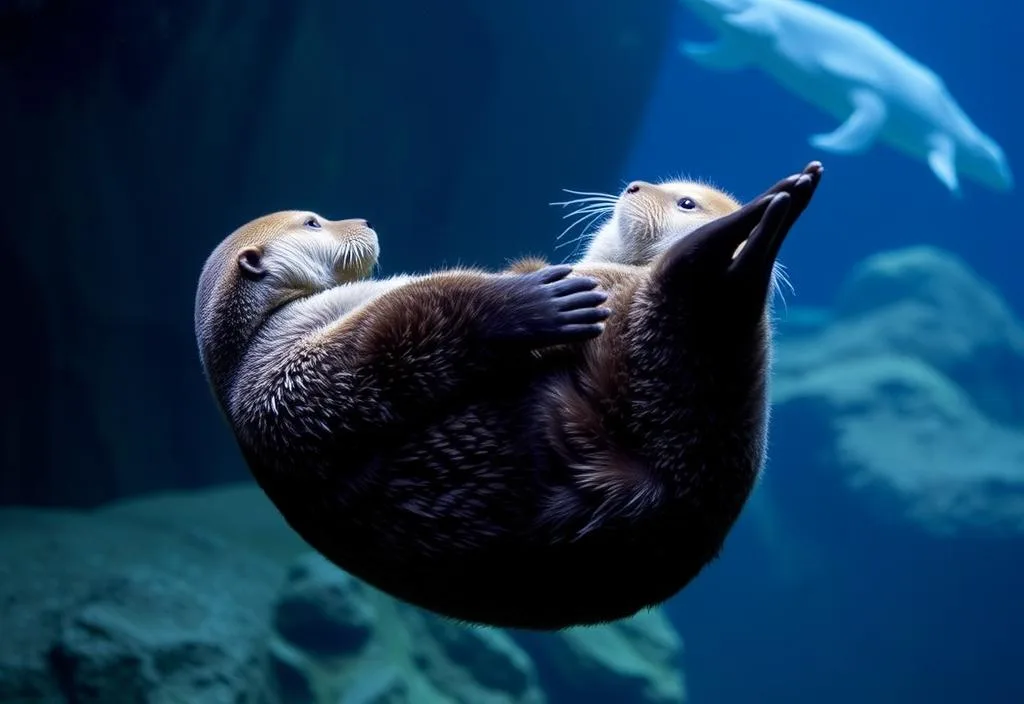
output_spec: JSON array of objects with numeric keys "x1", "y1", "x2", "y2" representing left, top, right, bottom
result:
[
  {"x1": 194, "y1": 210, "x2": 381, "y2": 366},
  {"x1": 569, "y1": 180, "x2": 742, "y2": 266},
  {"x1": 230, "y1": 210, "x2": 380, "y2": 295}
]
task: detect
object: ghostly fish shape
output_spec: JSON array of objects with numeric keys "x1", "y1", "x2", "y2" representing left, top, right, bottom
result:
[{"x1": 679, "y1": 0, "x2": 1013, "y2": 196}]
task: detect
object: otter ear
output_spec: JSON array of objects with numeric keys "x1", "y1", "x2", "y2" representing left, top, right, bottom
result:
[{"x1": 237, "y1": 246, "x2": 267, "y2": 280}]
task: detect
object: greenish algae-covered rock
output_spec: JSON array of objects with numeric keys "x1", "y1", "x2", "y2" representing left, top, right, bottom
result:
[{"x1": 2, "y1": 483, "x2": 688, "y2": 704}]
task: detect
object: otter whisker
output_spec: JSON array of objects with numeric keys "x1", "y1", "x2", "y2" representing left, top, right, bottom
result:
[
  {"x1": 574, "y1": 208, "x2": 613, "y2": 230},
  {"x1": 550, "y1": 196, "x2": 619, "y2": 208},
  {"x1": 556, "y1": 217, "x2": 606, "y2": 245},
  {"x1": 557, "y1": 208, "x2": 613, "y2": 241},
  {"x1": 557, "y1": 214, "x2": 594, "y2": 241},
  {"x1": 562, "y1": 215, "x2": 609, "y2": 247},
  {"x1": 561, "y1": 201, "x2": 616, "y2": 212},
  {"x1": 557, "y1": 216, "x2": 610, "y2": 258},
  {"x1": 556, "y1": 188, "x2": 620, "y2": 200},
  {"x1": 555, "y1": 231, "x2": 592, "y2": 252},
  {"x1": 559, "y1": 189, "x2": 618, "y2": 197},
  {"x1": 770, "y1": 262, "x2": 795, "y2": 314},
  {"x1": 557, "y1": 232, "x2": 596, "y2": 263},
  {"x1": 773, "y1": 261, "x2": 795, "y2": 296},
  {"x1": 559, "y1": 204, "x2": 615, "y2": 221}
]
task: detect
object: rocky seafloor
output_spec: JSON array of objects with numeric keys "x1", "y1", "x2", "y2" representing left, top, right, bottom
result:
[{"x1": 0, "y1": 483, "x2": 686, "y2": 704}]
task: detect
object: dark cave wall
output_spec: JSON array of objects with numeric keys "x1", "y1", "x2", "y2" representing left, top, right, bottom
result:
[{"x1": 0, "y1": 0, "x2": 675, "y2": 507}]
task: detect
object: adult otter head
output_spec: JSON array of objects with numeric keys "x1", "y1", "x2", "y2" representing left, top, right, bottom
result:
[
  {"x1": 194, "y1": 210, "x2": 379, "y2": 403},
  {"x1": 559, "y1": 180, "x2": 741, "y2": 266}
]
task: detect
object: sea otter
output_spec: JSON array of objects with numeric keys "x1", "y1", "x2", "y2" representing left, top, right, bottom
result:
[
  {"x1": 194, "y1": 162, "x2": 823, "y2": 630},
  {"x1": 518, "y1": 172, "x2": 796, "y2": 301}
]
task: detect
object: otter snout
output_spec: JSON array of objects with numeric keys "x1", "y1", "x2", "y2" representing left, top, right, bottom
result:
[
  {"x1": 624, "y1": 181, "x2": 652, "y2": 195},
  {"x1": 328, "y1": 217, "x2": 374, "y2": 236}
]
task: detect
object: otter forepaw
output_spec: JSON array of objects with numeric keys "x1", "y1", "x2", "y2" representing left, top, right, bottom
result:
[{"x1": 493, "y1": 265, "x2": 612, "y2": 347}]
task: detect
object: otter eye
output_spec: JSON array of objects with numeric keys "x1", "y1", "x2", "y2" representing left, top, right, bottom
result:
[
  {"x1": 304, "y1": 216, "x2": 321, "y2": 229},
  {"x1": 677, "y1": 197, "x2": 697, "y2": 211}
]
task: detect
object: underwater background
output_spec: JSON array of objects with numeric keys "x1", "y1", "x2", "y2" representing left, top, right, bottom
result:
[{"x1": 1, "y1": 0, "x2": 1021, "y2": 702}]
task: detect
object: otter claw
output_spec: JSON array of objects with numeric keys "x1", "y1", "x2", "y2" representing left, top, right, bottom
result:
[
  {"x1": 554, "y1": 290, "x2": 608, "y2": 312},
  {"x1": 533, "y1": 264, "x2": 575, "y2": 284},
  {"x1": 558, "y1": 305, "x2": 612, "y2": 327},
  {"x1": 546, "y1": 275, "x2": 601, "y2": 298},
  {"x1": 552, "y1": 322, "x2": 607, "y2": 343}
]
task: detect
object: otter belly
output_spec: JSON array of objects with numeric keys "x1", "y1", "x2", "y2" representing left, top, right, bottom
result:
[{"x1": 250, "y1": 365, "x2": 767, "y2": 631}]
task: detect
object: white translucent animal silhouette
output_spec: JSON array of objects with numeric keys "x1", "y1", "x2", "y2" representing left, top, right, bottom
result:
[{"x1": 679, "y1": 0, "x2": 1013, "y2": 196}]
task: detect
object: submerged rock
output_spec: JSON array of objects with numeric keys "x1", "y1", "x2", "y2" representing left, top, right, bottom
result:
[
  {"x1": 409, "y1": 613, "x2": 542, "y2": 703},
  {"x1": 771, "y1": 245, "x2": 1024, "y2": 537},
  {"x1": 0, "y1": 508, "x2": 280, "y2": 704},
  {"x1": 273, "y1": 554, "x2": 377, "y2": 658},
  {"x1": 268, "y1": 550, "x2": 547, "y2": 704},
  {"x1": 772, "y1": 355, "x2": 1024, "y2": 536},
  {"x1": 511, "y1": 609, "x2": 686, "y2": 704},
  {"x1": 267, "y1": 640, "x2": 317, "y2": 704},
  {"x1": 1, "y1": 483, "x2": 690, "y2": 704},
  {"x1": 337, "y1": 665, "x2": 409, "y2": 704},
  {"x1": 265, "y1": 547, "x2": 687, "y2": 703},
  {"x1": 778, "y1": 246, "x2": 1024, "y2": 425}
]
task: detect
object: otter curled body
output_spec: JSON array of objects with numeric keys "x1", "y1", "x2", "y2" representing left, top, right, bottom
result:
[{"x1": 195, "y1": 165, "x2": 822, "y2": 630}]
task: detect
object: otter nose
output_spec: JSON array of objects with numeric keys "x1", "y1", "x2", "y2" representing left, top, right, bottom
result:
[
  {"x1": 625, "y1": 181, "x2": 645, "y2": 194},
  {"x1": 362, "y1": 219, "x2": 373, "y2": 230}
]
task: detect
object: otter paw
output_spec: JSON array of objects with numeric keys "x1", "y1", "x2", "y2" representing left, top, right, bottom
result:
[{"x1": 499, "y1": 265, "x2": 612, "y2": 347}]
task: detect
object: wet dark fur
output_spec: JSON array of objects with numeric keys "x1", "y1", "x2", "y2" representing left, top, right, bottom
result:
[{"x1": 205, "y1": 165, "x2": 822, "y2": 630}]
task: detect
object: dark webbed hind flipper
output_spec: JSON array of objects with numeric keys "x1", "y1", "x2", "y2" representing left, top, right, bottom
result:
[
  {"x1": 729, "y1": 165, "x2": 821, "y2": 285},
  {"x1": 652, "y1": 162, "x2": 823, "y2": 311},
  {"x1": 654, "y1": 193, "x2": 774, "y2": 285},
  {"x1": 484, "y1": 265, "x2": 612, "y2": 348}
]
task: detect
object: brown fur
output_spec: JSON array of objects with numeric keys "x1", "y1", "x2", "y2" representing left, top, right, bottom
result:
[
  {"x1": 506, "y1": 255, "x2": 550, "y2": 274},
  {"x1": 195, "y1": 163, "x2": 824, "y2": 631},
  {"x1": 503, "y1": 179, "x2": 745, "y2": 499}
]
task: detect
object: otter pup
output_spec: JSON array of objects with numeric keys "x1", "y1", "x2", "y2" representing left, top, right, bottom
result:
[
  {"x1": 517, "y1": 173, "x2": 798, "y2": 291},
  {"x1": 574, "y1": 178, "x2": 743, "y2": 266},
  {"x1": 194, "y1": 163, "x2": 823, "y2": 630}
]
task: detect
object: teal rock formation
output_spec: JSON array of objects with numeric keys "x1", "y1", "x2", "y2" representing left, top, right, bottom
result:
[
  {"x1": 1, "y1": 483, "x2": 687, "y2": 704},
  {"x1": 771, "y1": 246, "x2": 1024, "y2": 536},
  {"x1": 0, "y1": 509, "x2": 280, "y2": 703}
]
